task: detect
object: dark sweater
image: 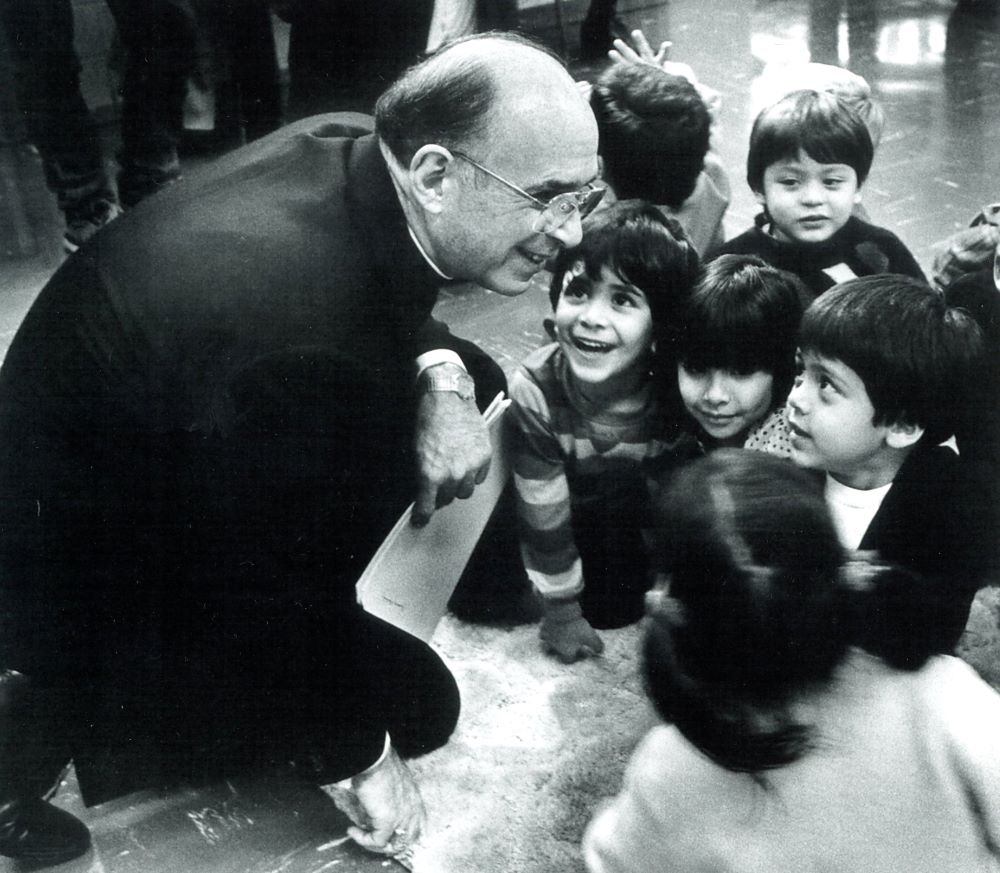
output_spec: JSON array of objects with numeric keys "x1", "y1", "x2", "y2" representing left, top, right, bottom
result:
[{"x1": 718, "y1": 214, "x2": 927, "y2": 296}]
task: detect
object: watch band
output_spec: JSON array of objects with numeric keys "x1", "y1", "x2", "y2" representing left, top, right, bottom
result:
[{"x1": 420, "y1": 365, "x2": 476, "y2": 401}]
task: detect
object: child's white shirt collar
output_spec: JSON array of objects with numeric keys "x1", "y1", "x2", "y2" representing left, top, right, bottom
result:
[{"x1": 824, "y1": 474, "x2": 893, "y2": 550}]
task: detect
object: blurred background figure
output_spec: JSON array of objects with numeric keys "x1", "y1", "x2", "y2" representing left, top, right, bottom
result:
[
  {"x1": 275, "y1": 0, "x2": 434, "y2": 119},
  {"x1": 0, "y1": 0, "x2": 197, "y2": 252},
  {"x1": 580, "y1": 0, "x2": 628, "y2": 61}
]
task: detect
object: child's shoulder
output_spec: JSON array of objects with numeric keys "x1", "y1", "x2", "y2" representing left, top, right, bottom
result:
[
  {"x1": 716, "y1": 219, "x2": 770, "y2": 256},
  {"x1": 509, "y1": 342, "x2": 567, "y2": 413}
]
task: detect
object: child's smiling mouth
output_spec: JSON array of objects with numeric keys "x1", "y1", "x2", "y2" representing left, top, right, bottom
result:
[{"x1": 571, "y1": 336, "x2": 614, "y2": 354}]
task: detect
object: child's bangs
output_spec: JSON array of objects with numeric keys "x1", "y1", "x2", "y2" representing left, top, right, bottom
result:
[{"x1": 680, "y1": 303, "x2": 778, "y2": 375}]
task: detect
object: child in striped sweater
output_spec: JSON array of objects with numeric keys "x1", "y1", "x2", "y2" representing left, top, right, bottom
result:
[{"x1": 507, "y1": 201, "x2": 701, "y2": 663}]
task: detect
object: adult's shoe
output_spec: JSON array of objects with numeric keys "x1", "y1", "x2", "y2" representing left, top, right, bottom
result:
[
  {"x1": 0, "y1": 797, "x2": 91, "y2": 866},
  {"x1": 63, "y1": 200, "x2": 124, "y2": 254}
]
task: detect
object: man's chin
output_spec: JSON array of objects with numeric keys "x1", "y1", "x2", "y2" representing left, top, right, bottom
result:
[{"x1": 481, "y1": 271, "x2": 538, "y2": 297}]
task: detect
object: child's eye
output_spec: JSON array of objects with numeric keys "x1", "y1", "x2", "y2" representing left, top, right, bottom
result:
[
  {"x1": 818, "y1": 375, "x2": 838, "y2": 396},
  {"x1": 612, "y1": 292, "x2": 637, "y2": 308},
  {"x1": 778, "y1": 178, "x2": 799, "y2": 188},
  {"x1": 562, "y1": 279, "x2": 588, "y2": 300},
  {"x1": 823, "y1": 178, "x2": 845, "y2": 188}
]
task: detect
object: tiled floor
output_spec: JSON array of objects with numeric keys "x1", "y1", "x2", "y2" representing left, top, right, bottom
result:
[{"x1": 0, "y1": 1, "x2": 997, "y2": 871}]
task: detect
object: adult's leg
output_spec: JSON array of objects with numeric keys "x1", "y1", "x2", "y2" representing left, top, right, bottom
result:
[
  {"x1": 153, "y1": 347, "x2": 461, "y2": 785},
  {"x1": 0, "y1": 0, "x2": 118, "y2": 247},
  {"x1": 105, "y1": 0, "x2": 196, "y2": 206}
]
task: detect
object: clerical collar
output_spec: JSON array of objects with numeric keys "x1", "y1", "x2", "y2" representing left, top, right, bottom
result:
[{"x1": 407, "y1": 225, "x2": 453, "y2": 281}]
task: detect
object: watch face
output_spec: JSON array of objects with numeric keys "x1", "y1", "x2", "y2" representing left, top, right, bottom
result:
[{"x1": 424, "y1": 367, "x2": 475, "y2": 400}]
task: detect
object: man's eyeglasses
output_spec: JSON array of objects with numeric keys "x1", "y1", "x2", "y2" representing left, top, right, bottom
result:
[{"x1": 449, "y1": 150, "x2": 606, "y2": 235}]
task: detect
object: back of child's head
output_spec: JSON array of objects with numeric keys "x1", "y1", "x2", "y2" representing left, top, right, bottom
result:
[
  {"x1": 549, "y1": 200, "x2": 701, "y2": 342},
  {"x1": 799, "y1": 274, "x2": 984, "y2": 446},
  {"x1": 677, "y1": 254, "x2": 808, "y2": 402},
  {"x1": 747, "y1": 89, "x2": 874, "y2": 194},
  {"x1": 753, "y1": 62, "x2": 884, "y2": 149},
  {"x1": 590, "y1": 63, "x2": 711, "y2": 210},
  {"x1": 643, "y1": 449, "x2": 940, "y2": 774}
]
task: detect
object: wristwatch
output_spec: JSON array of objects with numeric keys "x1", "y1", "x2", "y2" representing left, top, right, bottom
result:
[{"x1": 419, "y1": 364, "x2": 476, "y2": 401}]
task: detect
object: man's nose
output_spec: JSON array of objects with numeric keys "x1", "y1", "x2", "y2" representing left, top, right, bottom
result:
[{"x1": 545, "y1": 209, "x2": 584, "y2": 249}]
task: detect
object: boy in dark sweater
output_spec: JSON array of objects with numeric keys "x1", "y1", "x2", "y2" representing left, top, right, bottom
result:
[
  {"x1": 718, "y1": 89, "x2": 925, "y2": 296},
  {"x1": 786, "y1": 275, "x2": 989, "y2": 652}
]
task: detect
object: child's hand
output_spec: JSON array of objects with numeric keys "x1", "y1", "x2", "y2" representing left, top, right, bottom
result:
[
  {"x1": 540, "y1": 598, "x2": 605, "y2": 663},
  {"x1": 609, "y1": 29, "x2": 671, "y2": 68}
]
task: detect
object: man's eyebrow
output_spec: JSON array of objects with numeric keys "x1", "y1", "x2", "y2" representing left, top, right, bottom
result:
[{"x1": 525, "y1": 172, "x2": 601, "y2": 198}]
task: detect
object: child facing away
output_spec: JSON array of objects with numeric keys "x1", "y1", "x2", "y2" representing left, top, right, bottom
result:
[
  {"x1": 675, "y1": 254, "x2": 806, "y2": 454},
  {"x1": 718, "y1": 89, "x2": 926, "y2": 295},
  {"x1": 787, "y1": 274, "x2": 991, "y2": 652},
  {"x1": 589, "y1": 60, "x2": 731, "y2": 257},
  {"x1": 583, "y1": 450, "x2": 1000, "y2": 873},
  {"x1": 507, "y1": 201, "x2": 701, "y2": 664}
]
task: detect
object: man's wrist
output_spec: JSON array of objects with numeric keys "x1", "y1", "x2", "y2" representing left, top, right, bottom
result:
[{"x1": 418, "y1": 362, "x2": 476, "y2": 401}]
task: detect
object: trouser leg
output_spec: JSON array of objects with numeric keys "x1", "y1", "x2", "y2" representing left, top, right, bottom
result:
[
  {"x1": 0, "y1": 0, "x2": 115, "y2": 220},
  {"x1": 105, "y1": 0, "x2": 196, "y2": 205}
]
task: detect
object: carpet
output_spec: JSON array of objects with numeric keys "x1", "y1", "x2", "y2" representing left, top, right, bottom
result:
[{"x1": 403, "y1": 586, "x2": 1000, "y2": 873}]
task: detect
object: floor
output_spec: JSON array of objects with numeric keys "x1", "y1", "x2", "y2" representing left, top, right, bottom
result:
[{"x1": 0, "y1": 0, "x2": 998, "y2": 871}]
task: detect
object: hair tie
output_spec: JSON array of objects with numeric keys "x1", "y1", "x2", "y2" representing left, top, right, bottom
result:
[{"x1": 841, "y1": 550, "x2": 883, "y2": 592}]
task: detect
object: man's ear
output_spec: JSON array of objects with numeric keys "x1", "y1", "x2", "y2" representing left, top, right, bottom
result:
[
  {"x1": 885, "y1": 418, "x2": 924, "y2": 449},
  {"x1": 408, "y1": 145, "x2": 453, "y2": 215}
]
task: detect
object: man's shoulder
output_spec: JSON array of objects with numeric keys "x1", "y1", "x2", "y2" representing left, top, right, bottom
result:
[{"x1": 284, "y1": 112, "x2": 375, "y2": 140}]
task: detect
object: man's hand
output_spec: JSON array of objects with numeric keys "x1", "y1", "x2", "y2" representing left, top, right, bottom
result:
[
  {"x1": 412, "y1": 379, "x2": 492, "y2": 527},
  {"x1": 348, "y1": 745, "x2": 426, "y2": 854},
  {"x1": 539, "y1": 598, "x2": 605, "y2": 663}
]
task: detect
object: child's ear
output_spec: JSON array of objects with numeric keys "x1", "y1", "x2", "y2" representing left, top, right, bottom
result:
[
  {"x1": 753, "y1": 188, "x2": 767, "y2": 208},
  {"x1": 885, "y1": 419, "x2": 924, "y2": 450},
  {"x1": 408, "y1": 145, "x2": 452, "y2": 215}
]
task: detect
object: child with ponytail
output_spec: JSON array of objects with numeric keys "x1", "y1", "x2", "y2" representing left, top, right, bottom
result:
[{"x1": 584, "y1": 450, "x2": 1000, "y2": 873}]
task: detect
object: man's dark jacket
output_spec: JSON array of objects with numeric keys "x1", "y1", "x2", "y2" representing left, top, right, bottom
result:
[{"x1": 0, "y1": 115, "x2": 463, "y2": 803}]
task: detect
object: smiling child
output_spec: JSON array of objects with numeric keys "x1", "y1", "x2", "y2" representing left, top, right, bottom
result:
[
  {"x1": 675, "y1": 254, "x2": 806, "y2": 453},
  {"x1": 718, "y1": 89, "x2": 925, "y2": 295},
  {"x1": 507, "y1": 201, "x2": 700, "y2": 663}
]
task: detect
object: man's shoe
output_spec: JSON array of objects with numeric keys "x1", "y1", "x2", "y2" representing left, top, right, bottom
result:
[
  {"x1": 0, "y1": 798, "x2": 91, "y2": 865},
  {"x1": 63, "y1": 200, "x2": 123, "y2": 254}
]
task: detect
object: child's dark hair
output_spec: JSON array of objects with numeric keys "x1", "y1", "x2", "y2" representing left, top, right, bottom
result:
[
  {"x1": 677, "y1": 254, "x2": 808, "y2": 404},
  {"x1": 746, "y1": 89, "x2": 874, "y2": 193},
  {"x1": 549, "y1": 200, "x2": 701, "y2": 343},
  {"x1": 799, "y1": 274, "x2": 984, "y2": 446},
  {"x1": 590, "y1": 64, "x2": 711, "y2": 209},
  {"x1": 643, "y1": 450, "x2": 940, "y2": 775}
]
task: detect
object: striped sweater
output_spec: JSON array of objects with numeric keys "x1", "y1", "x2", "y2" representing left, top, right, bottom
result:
[{"x1": 508, "y1": 343, "x2": 696, "y2": 601}]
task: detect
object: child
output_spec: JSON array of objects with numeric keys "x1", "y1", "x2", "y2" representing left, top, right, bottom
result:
[
  {"x1": 675, "y1": 254, "x2": 806, "y2": 453},
  {"x1": 590, "y1": 61, "x2": 731, "y2": 257},
  {"x1": 718, "y1": 89, "x2": 925, "y2": 295},
  {"x1": 752, "y1": 60, "x2": 885, "y2": 151},
  {"x1": 583, "y1": 450, "x2": 1000, "y2": 873},
  {"x1": 787, "y1": 274, "x2": 989, "y2": 651},
  {"x1": 507, "y1": 201, "x2": 700, "y2": 663}
]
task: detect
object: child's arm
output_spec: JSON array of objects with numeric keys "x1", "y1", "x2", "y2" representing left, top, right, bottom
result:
[{"x1": 508, "y1": 367, "x2": 605, "y2": 662}]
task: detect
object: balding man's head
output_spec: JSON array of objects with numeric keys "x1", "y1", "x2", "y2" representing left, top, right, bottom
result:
[
  {"x1": 376, "y1": 32, "x2": 600, "y2": 296},
  {"x1": 375, "y1": 33, "x2": 581, "y2": 166}
]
